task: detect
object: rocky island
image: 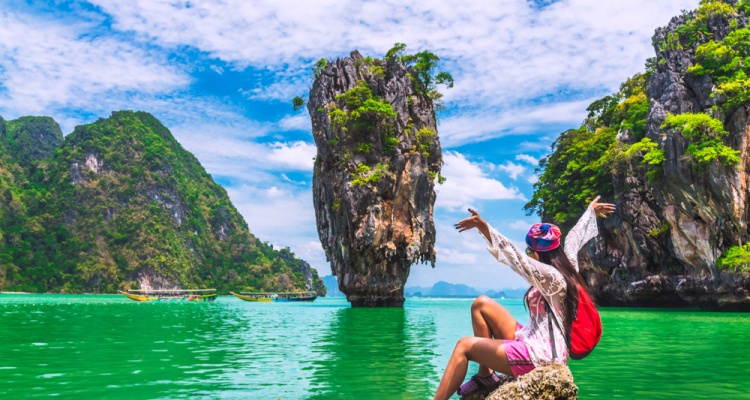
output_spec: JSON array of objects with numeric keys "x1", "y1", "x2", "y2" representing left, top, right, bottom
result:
[
  {"x1": 0, "y1": 111, "x2": 324, "y2": 294},
  {"x1": 527, "y1": 0, "x2": 750, "y2": 311},
  {"x1": 306, "y1": 45, "x2": 451, "y2": 306}
]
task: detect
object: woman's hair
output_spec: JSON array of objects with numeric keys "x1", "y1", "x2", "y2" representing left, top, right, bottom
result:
[{"x1": 524, "y1": 246, "x2": 587, "y2": 348}]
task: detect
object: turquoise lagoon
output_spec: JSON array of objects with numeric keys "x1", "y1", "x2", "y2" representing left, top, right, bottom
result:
[{"x1": 1, "y1": 294, "x2": 749, "y2": 399}]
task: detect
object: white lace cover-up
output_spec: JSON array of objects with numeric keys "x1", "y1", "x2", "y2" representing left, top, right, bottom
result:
[{"x1": 482, "y1": 205, "x2": 599, "y2": 366}]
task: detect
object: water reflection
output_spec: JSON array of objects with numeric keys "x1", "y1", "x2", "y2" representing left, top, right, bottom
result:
[{"x1": 306, "y1": 306, "x2": 437, "y2": 400}]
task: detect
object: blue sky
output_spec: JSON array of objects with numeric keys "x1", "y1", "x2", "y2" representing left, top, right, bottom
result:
[{"x1": 0, "y1": 0, "x2": 697, "y2": 290}]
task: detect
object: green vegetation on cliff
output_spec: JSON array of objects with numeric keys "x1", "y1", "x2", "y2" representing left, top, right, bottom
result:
[
  {"x1": 525, "y1": 70, "x2": 657, "y2": 229},
  {"x1": 0, "y1": 111, "x2": 324, "y2": 294},
  {"x1": 526, "y1": 0, "x2": 745, "y2": 231},
  {"x1": 662, "y1": 113, "x2": 740, "y2": 168},
  {"x1": 716, "y1": 243, "x2": 750, "y2": 272},
  {"x1": 316, "y1": 44, "x2": 451, "y2": 187},
  {"x1": 3, "y1": 116, "x2": 63, "y2": 168}
]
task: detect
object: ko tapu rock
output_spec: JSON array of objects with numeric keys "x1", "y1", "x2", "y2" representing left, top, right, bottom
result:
[{"x1": 307, "y1": 47, "x2": 448, "y2": 307}]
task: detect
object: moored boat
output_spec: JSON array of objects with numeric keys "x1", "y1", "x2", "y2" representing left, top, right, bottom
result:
[
  {"x1": 274, "y1": 292, "x2": 317, "y2": 302},
  {"x1": 118, "y1": 289, "x2": 217, "y2": 302},
  {"x1": 230, "y1": 291, "x2": 317, "y2": 302},
  {"x1": 229, "y1": 291, "x2": 274, "y2": 302}
]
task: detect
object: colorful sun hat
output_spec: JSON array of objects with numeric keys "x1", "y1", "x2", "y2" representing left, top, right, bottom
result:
[{"x1": 525, "y1": 223, "x2": 562, "y2": 252}]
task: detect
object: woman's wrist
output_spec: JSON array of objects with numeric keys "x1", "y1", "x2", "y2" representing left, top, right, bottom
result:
[{"x1": 477, "y1": 221, "x2": 491, "y2": 242}]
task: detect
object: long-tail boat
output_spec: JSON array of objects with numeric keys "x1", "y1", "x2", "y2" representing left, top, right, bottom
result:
[
  {"x1": 275, "y1": 291, "x2": 317, "y2": 302},
  {"x1": 118, "y1": 289, "x2": 217, "y2": 302},
  {"x1": 230, "y1": 291, "x2": 317, "y2": 302},
  {"x1": 229, "y1": 291, "x2": 274, "y2": 302}
]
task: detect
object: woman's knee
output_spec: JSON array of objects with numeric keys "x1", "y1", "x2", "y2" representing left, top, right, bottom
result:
[
  {"x1": 471, "y1": 295, "x2": 498, "y2": 312},
  {"x1": 455, "y1": 336, "x2": 477, "y2": 353}
]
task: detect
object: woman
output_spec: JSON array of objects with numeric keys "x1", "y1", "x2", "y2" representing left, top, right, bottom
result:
[{"x1": 433, "y1": 196, "x2": 614, "y2": 399}]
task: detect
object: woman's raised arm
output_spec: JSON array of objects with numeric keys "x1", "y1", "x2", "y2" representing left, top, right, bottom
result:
[
  {"x1": 563, "y1": 196, "x2": 615, "y2": 272},
  {"x1": 455, "y1": 209, "x2": 567, "y2": 301}
]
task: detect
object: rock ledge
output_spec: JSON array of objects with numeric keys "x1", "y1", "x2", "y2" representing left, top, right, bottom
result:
[{"x1": 461, "y1": 364, "x2": 578, "y2": 400}]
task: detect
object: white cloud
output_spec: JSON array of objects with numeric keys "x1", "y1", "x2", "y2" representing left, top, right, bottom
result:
[
  {"x1": 515, "y1": 154, "x2": 538, "y2": 165},
  {"x1": 0, "y1": 9, "x2": 189, "y2": 118},
  {"x1": 435, "y1": 246, "x2": 479, "y2": 265},
  {"x1": 267, "y1": 141, "x2": 316, "y2": 171},
  {"x1": 225, "y1": 183, "x2": 327, "y2": 274},
  {"x1": 438, "y1": 99, "x2": 591, "y2": 147},
  {"x1": 281, "y1": 173, "x2": 306, "y2": 185},
  {"x1": 435, "y1": 151, "x2": 525, "y2": 211},
  {"x1": 517, "y1": 137, "x2": 555, "y2": 152},
  {"x1": 498, "y1": 161, "x2": 526, "y2": 180},
  {"x1": 278, "y1": 113, "x2": 311, "y2": 131},
  {"x1": 240, "y1": 76, "x2": 309, "y2": 102},
  {"x1": 88, "y1": 0, "x2": 695, "y2": 147},
  {"x1": 210, "y1": 65, "x2": 224, "y2": 75},
  {"x1": 509, "y1": 219, "x2": 537, "y2": 231}
]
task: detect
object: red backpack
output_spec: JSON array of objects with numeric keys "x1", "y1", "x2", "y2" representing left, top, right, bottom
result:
[{"x1": 545, "y1": 285, "x2": 602, "y2": 360}]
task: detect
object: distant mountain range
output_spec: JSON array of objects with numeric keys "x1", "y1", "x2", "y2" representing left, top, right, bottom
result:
[{"x1": 322, "y1": 276, "x2": 528, "y2": 298}]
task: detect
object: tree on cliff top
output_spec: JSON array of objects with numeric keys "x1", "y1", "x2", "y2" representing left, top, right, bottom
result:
[{"x1": 386, "y1": 43, "x2": 454, "y2": 110}]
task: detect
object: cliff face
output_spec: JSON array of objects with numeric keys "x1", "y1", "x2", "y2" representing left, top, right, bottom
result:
[
  {"x1": 307, "y1": 51, "x2": 441, "y2": 306},
  {"x1": 580, "y1": 4, "x2": 750, "y2": 310},
  {"x1": 0, "y1": 111, "x2": 324, "y2": 294}
]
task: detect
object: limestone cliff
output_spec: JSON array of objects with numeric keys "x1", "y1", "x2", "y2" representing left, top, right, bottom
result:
[
  {"x1": 307, "y1": 50, "x2": 443, "y2": 306},
  {"x1": 535, "y1": 1, "x2": 750, "y2": 310},
  {"x1": 0, "y1": 111, "x2": 325, "y2": 294}
]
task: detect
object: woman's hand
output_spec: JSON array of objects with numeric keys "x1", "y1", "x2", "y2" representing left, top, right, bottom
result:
[
  {"x1": 590, "y1": 195, "x2": 615, "y2": 218},
  {"x1": 455, "y1": 208, "x2": 491, "y2": 241}
]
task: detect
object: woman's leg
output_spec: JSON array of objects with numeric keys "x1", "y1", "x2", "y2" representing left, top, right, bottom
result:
[
  {"x1": 433, "y1": 337, "x2": 513, "y2": 400},
  {"x1": 470, "y1": 295, "x2": 518, "y2": 376}
]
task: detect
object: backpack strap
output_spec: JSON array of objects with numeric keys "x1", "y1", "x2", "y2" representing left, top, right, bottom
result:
[
  {"x1": 544, "y1": 285, "x2": 580, "y2": 353},
  {"x1": 544, "y1": 300, "x2": 558, "y2": 361}
]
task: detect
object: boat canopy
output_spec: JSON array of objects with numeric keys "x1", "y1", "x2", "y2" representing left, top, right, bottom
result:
[
  {"x1": 128, "y1": 289, "x2": 216, "y2": 292},
  {"x1": 239, "y1": 291, "x2": 315, "y2": 295}
]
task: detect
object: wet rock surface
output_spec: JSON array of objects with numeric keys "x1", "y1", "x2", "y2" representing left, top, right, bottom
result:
[{"x1": 307, "y1": 51, "x2": 441, "y2": 307}]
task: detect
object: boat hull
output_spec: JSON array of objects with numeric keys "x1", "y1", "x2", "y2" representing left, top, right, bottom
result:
[
  {"x1": 274, "y1": 296, "x2": 317, "y2": 302},
  {"x1": 118, "y1": 291, "x2": 158, "y2": 302},
  {"x1": 119, "y1": 291, "x2": 217, "y2": 302},
  {"x1": 230, "y1": 292, "x2": 273, "y2": 302}
]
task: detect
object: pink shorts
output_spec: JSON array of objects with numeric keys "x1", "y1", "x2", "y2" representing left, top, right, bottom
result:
[{"x1": 503, "y1": 323, "x2": 535, "y2": 378}]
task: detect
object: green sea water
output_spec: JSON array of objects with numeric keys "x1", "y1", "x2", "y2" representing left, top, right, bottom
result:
[{"x1": 1, "y1": 294, "x2": 748, "y2": 399}]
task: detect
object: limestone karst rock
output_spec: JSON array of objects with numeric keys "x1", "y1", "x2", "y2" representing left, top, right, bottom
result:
[
  {"x1": 0, "y1": 111, "x2": 325, "y2": 294},
  {"x1": 460, "y1": 364, "x2": 578, "y2": 400},
  {"x1": 307, "y1": 50, "x2": 442, "y2": 306},
  {"x1": 578, "y1": 5, "x2": 750, "y2": 310}
]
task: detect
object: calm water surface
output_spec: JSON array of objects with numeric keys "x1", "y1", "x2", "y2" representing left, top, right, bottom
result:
[{"x1": 1, "y1": 294, "x2": 748, "y2": 399}]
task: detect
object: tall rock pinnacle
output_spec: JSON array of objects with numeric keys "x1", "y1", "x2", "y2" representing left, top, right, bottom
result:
[{"x1": 307, "y1": 50, "x2": 443, "y2": 307}]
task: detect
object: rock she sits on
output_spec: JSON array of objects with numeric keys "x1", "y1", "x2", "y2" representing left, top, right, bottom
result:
[{"x1": 460, "y1": 364, "x2": 578, "y2": 400}]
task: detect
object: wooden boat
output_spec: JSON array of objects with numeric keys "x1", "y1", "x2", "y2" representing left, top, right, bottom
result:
[
  {"x1": 229, "y1": 291, "x2": 274, "y2": 302},
  {"x1": 274, "y1": 291, "x2": 318, "y2": 302},
  {"x1": 118, "y1": 289, "x2": 217, "y2": 302},
  {"x1": 230, "y1": 291, "x2": 317, "y2": 302}
]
